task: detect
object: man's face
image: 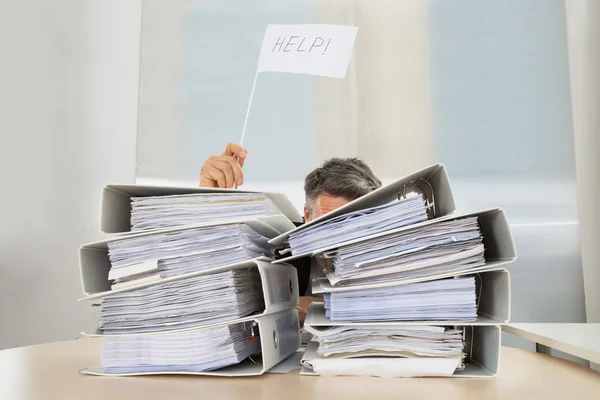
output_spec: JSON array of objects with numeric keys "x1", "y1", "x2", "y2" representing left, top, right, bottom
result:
[{"x1": 304, "y1": 192, "x2": 350, "y2": 222}]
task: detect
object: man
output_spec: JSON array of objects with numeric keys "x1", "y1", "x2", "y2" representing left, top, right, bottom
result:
[{"x1": 200, "y1": 143, "x2": 382, "y2": 314}]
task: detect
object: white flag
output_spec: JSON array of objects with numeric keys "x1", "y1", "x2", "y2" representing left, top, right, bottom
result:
[{"x1": 257, "y1": 24, "x2": 358, "y2": 79}]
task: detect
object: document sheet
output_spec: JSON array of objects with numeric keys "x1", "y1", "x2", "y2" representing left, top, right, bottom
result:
[
  {"x1": 288, "y1": 195, "x2": 428, "y2": 255},
  {"x1": 106, "y1": 224, "x2": 273, "y2": 287},
  {"x1": 323, "y1": 277, "x2": 477, "y2": 322},
  {"x1": 305, "y1": 324, "x2": 464, "y2": 358},
  {"x1": 302, "y1": 325, "x2": 465, "y2": 376},
  {"x1": 130, "y1": 192, "x2": 280, "y2": 231},
  {"x1": 319, "y1": 217, "x2": 484, "y2": 286},
  {"x1": 100, "y1": 269, "x2": 264, "y2": 334},
  {"x1": 102, "y1": 322, "x2": 260, "y2": 373}
]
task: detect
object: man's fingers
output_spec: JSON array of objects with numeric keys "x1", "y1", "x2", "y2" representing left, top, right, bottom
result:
[
  {"x1": 223, "y1": 143, "x2": 247, "y2": 175},
  {"x1": 223, "y1": 142, "x2": 248, "y2": 161},
  {"x1": 200, "y1": 164, "x2": 227, "y2": 188},
  {"x1": 199, "y1": 143, "x2": 248, "y2": 188},
  {"x1": 207, "y1": 159, "x2": 236, "y2": 188},
  {"x1": 199, "y1": 176, "x2": 216, "y2": 188},
  {"x1": 209, "y1": 155, "x2": 244, "y2": 186},
  {"x1": 200, "y1": 163, "x2": 217, "y2": 188}
]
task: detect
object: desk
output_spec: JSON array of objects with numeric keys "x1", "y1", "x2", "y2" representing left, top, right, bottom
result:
[
  {"x1": 1, "y1": 339, "x2": 600, "y2": 400},
  {"x1": 503, "y1": 323, "x2": 600, "y2": 364}
]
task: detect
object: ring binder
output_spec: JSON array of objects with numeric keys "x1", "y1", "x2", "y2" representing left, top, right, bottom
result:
[
  {"x1": 307, "y1": 269, "x2": 510, "y2": 326},
  {"x1": 81, "y1": 309, "x2": 300, "y2": 377},
  {"x1": 269, "y1": 163, "x2": 456, "y2": 248},
  {"x1": 78, "y1": 183, "x2": 303, "y2": 378},
  {"x1": 399, "y1": 177, "x2": 436, "y2": 219},
  {"x1": 100, "y1": 184, "x2": 302, "y2": 234}
]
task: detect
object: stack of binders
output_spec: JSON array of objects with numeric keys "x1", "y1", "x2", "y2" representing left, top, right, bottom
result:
[
  {"x1": 77, "y1": 185, "x2": 304, "y2": 377},
  {"x1": 271, "y1": 163, "x2": 517, "y2": 378}
]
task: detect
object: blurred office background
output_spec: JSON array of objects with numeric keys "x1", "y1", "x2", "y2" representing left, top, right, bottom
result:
[{"x1": 0, "y1": 0, "x2": 598, "y2": 362}]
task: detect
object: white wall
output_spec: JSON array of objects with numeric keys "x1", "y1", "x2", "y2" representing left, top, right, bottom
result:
[
  {"x1": 565, "y1": 0, "x2": 600, "y2": 371},
  {"x1": 0, "y1": 0, "x2": 141, "y2": 349},
  {"x1": 565, "y1": 0, "x2": 600, "y2": 325},
  {"x1": 135, "y1": 0, "x2": 434, "y2": 184}
]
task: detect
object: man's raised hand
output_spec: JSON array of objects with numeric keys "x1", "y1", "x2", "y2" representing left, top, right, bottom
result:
[{"x1": 199, "y1": 143, "x2": 248, "y2": 188}]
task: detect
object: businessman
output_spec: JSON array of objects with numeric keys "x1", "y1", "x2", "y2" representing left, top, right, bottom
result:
[{"x1": 200, "y1": 142, "x2": 382, "y2": 315}]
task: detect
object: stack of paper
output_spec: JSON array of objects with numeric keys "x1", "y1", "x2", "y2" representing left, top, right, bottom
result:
[
  {"x1": 288, "y1": 195, "x2": 428, "y2": 255},
  {"x1": 298, "y1": 216, "x2": 485, "y2": 377},
  {"x1": 77, "y1": 185, "x2": 302, "y2": 376},
  {"x1": 305, "y1": 324, "x2": 465, "y2": 360},
  {"x1": 302, "y1": 325, "x2": 466, "y2": 377},
  {"x1": 288, "y1": 166, "x2": 517, "y2": 378},
  {"x1": 299, "y1": 210, "x2": 514, "y2": 378},
  {"x1": 102, "y1": 322, "x2": 261, "y2": 374},
  {"x1": 130, "y1": 192, "x2": 280, "y2": 231},
  {"x1": 100, "y1": 269, "x2": 265, "y2": 334},
  {"x1": 319, "y1": 217, "x2": 484, "y2": 286},
  {"x1": 107, "y1": 224, "x2": 273, "y2": 287},
  {"x1": 323, "y1": 277, "x2": 477, "y2": 322}
]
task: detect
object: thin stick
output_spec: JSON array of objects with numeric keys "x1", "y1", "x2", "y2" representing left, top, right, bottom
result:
[{"x1": 240, "y1": 72, "x2": 259, "y2": 146}]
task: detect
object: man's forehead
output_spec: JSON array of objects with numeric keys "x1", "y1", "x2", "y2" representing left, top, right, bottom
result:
[{"x1": 310, "y1": 193, "x2": 351, "y2": 216}]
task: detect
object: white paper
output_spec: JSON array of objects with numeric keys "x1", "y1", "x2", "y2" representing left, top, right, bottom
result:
[
  {"x1": 111, "y1": 274, "x2": 163, "y2": 290},
  {"x1": 304, "y1": 325, "x2": 464, "y2": 357},
  {"x1": 108, "y1": 260, "x2": 159, "y2": 281},
  {"x1": 101, "y1": 322, "x2": 260, "y2": 374},
  {"x1": 316, "y1": 216, "x2": 485, "y2": 286},
  {"x1": 323, "y1": 277, "x2": 477, "y2": 322},
  {"x1": 100, "y1": 269, "x2": 264, "y2": 335},
  {"x1": 307, "y1": 356, "x2": 460, "y2": 378},
  {"x1": 301, "y1": 341, "x2": 461, "y2": 378},
  {"x1": 257, "y1": 24, "x2": 358, "y2": 79},
  {"x1": 288, "y1": 195, "x2": 428, "y2": 255},
  {"x1": 106, "y1": 224, "x2": 273, "y2": 284},
  {"x1": 302, "y1": 316, "x2": 466, "y2": 377},
  {"x1": 130, "y1": 193, "x2": 280, "y2": 231}
]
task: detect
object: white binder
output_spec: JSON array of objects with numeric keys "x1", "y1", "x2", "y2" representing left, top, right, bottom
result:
[
  {"x1": 269, "y1": 163, "x2": 456, "y2": 247},
  {"x1": 300, "y1": 311, "x2": 501, "y2": 378},
  {"x1": 300, "y1": 324, "x2": 501, "y2": 378},
  {"x1": 81, "y1": 309, "x2": 301, "y2": 377},
  {"x1": 80, "y1": 259, "x2": 299, "y2": 327},
  {"x1": 277, "y1": 208, "x2": 516, "y2": 278},
  {"x1": 307, "y1": 268, "x2": 511, "y2": 326},
  {"x1": 78, "y1": 216, "x2": 294, "y2": 297},
  {"x1": 100, "y1": 184, "x2": 303, "y2": 234}
]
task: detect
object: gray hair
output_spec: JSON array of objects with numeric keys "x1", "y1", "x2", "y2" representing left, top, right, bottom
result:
[{"x1": 304, "y1": 158, "x2": 382, "y2": 214}]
